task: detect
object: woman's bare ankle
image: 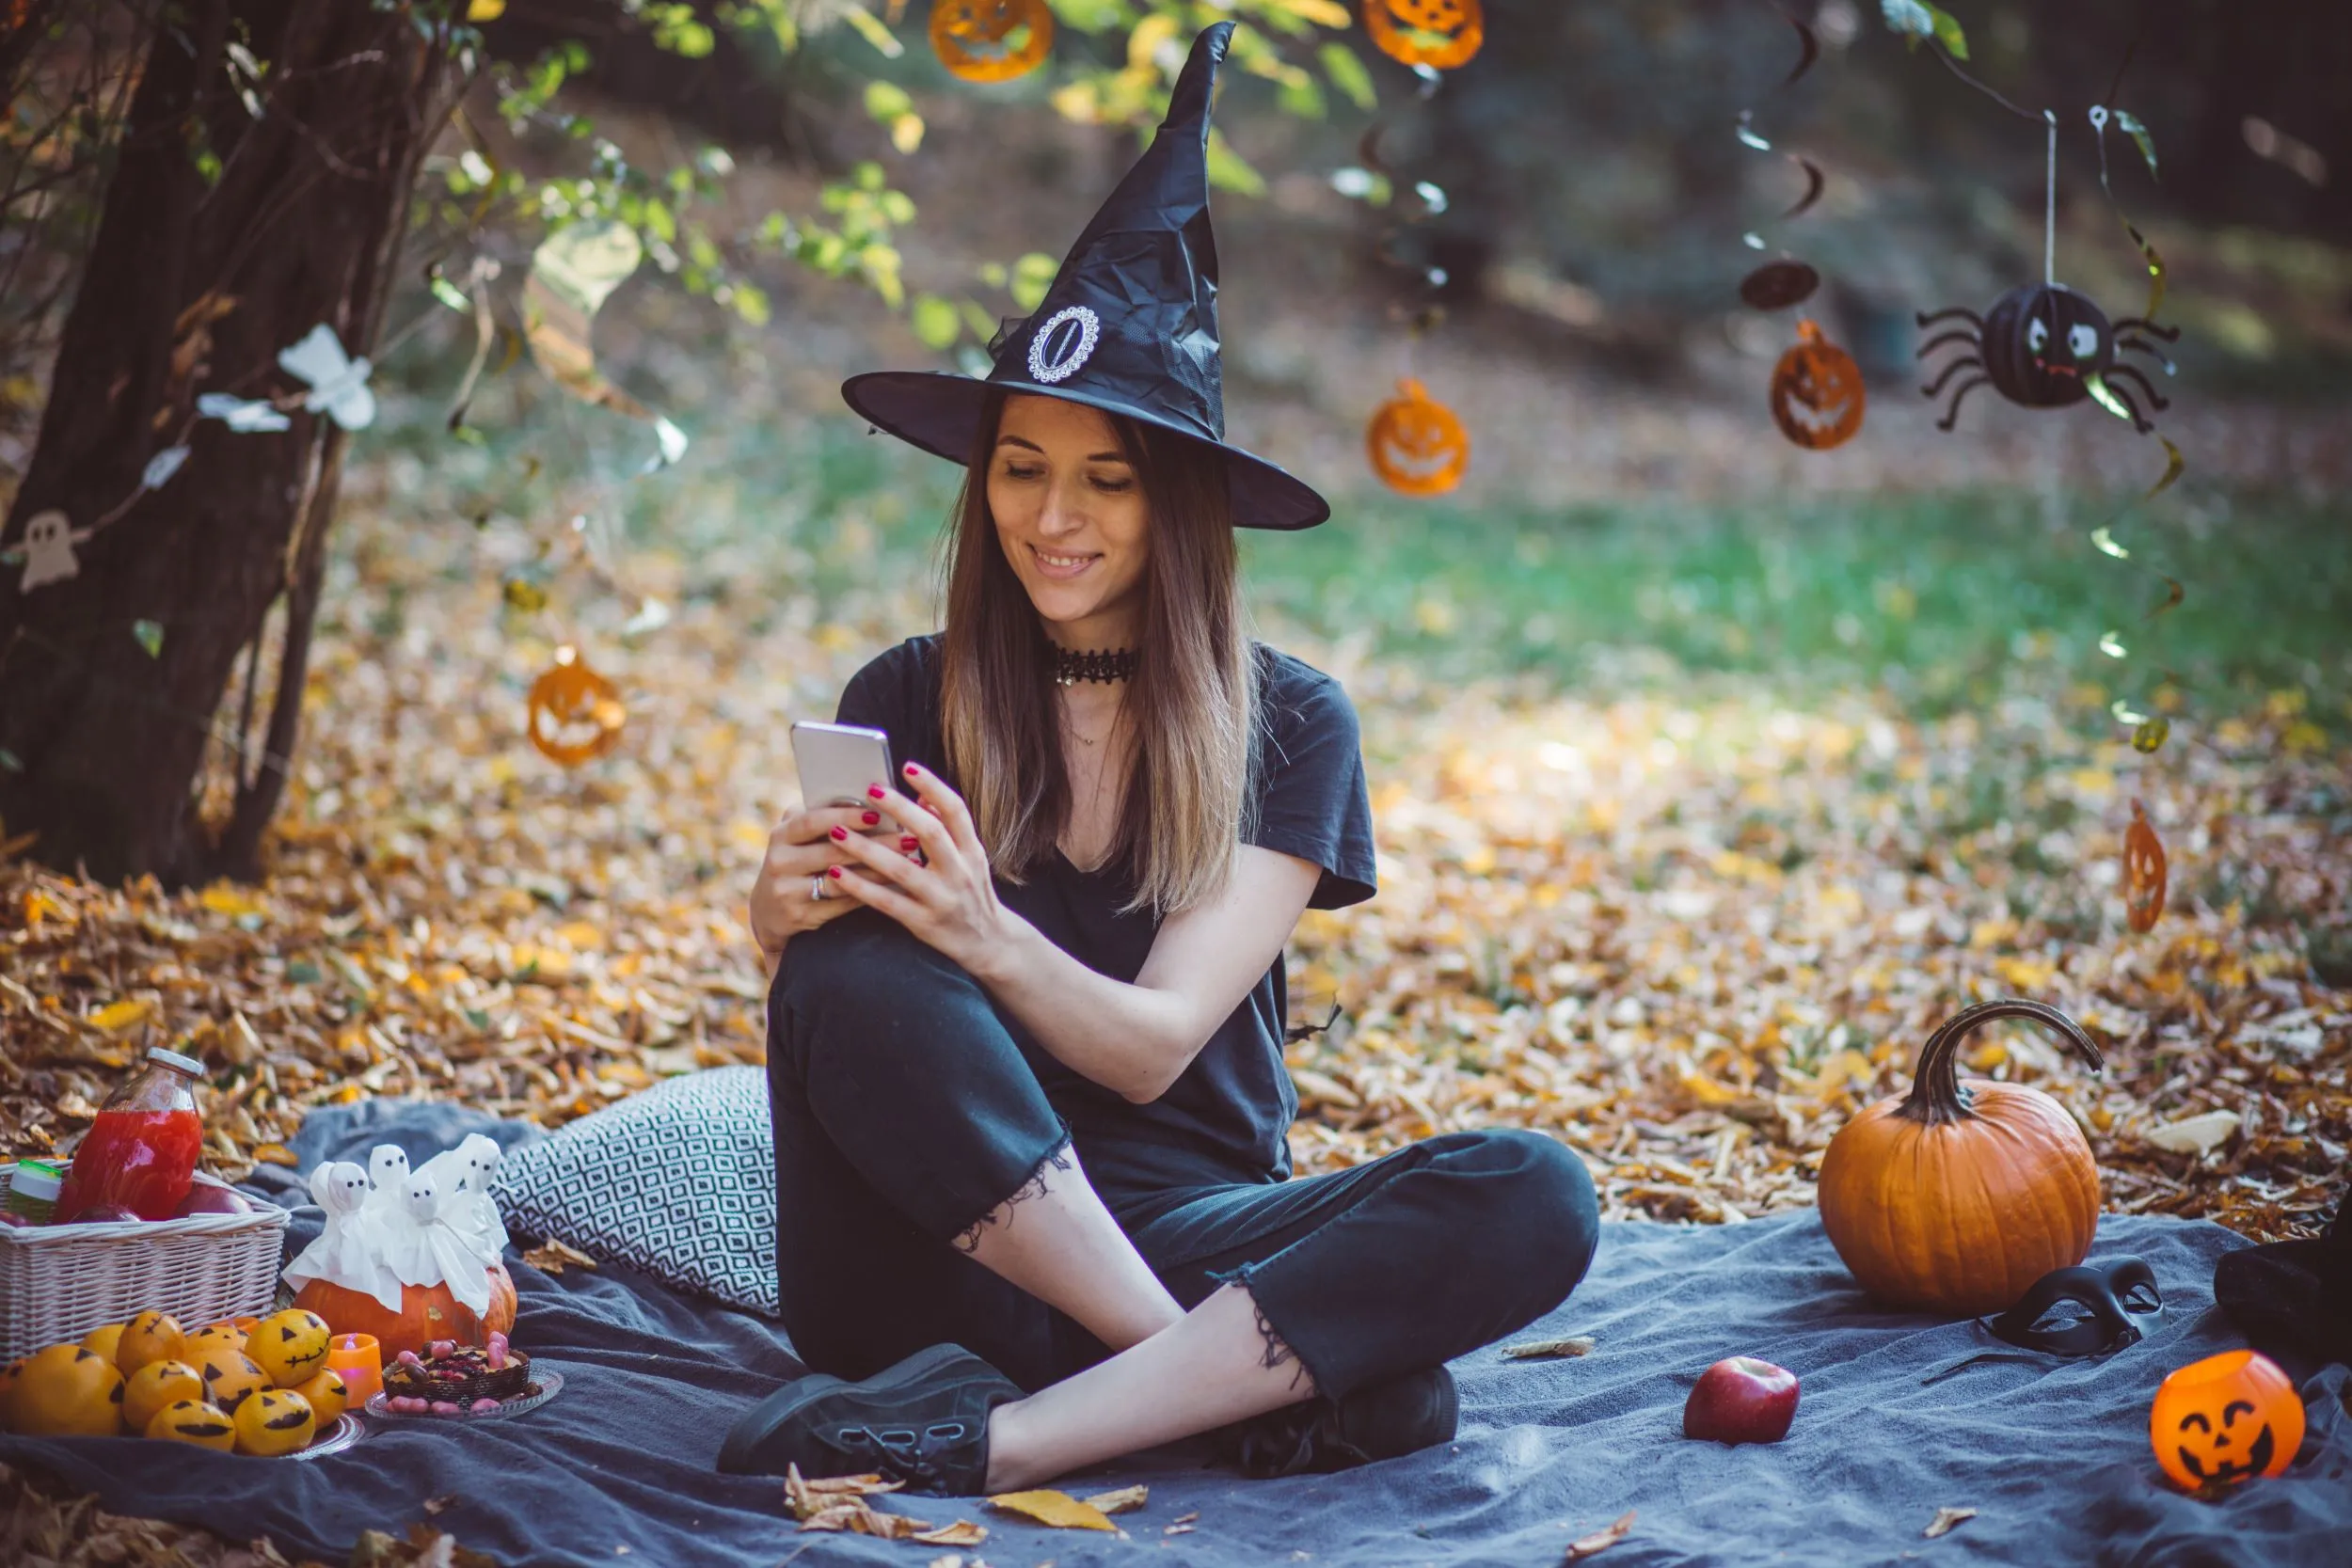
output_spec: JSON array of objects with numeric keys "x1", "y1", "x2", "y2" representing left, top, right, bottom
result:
[{"x1": 982, "y1": 1399, "x2": 1038, "y2": 1493}]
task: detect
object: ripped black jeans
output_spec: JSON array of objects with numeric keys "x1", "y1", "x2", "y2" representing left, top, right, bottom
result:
[{"x1": 766, "y1": 913, "x2": 1600, "y2": 1399}]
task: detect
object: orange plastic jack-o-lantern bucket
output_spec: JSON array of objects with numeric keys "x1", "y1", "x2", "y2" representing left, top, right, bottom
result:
[
  {"x1": 2149, "y1": 1350, "x2": 2303, "y2": 1491},
  {"x1": 930, "y1": 0, "x2": 1054, "y2": 83},
  {"x1": 1362, "y1": 0, "x2": 1484, "y2": 71},
  {"x1": 527, "y1": 645, "x2": 627, "y2": 768},
  {"x1": 1365, "y1": 378, "x2": 1470, "y2": 497}
]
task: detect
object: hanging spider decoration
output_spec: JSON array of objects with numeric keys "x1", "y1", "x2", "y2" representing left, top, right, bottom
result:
[{"x1": 1916, "y1": 282, "x2": 2179, "y2": 433}]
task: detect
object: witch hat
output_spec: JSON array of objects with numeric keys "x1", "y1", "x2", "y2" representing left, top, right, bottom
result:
[{"x1": 841, "y1": 22, "x2": 1328, "y2": 531}]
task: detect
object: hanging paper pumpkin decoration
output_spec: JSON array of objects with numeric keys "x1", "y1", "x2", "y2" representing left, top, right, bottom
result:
[
  {"x1": 1917, "y1": 282, "x2": 2179, "y2": 433},
  {"x1": 1366, "y1": 378, "x2": 1470, "y2": 496},
  {"x1": 2124, "y1": 798, "x2": 2167, "y2": 933},
  {"x1": 1362, "y1": 0, "x2": 1484, "y2": 71},
  {"x1": 1816, "y1": 999, "x2": 2104, "y2": 1316},
  {"x1": 526, "y1": 645, "x2": 627, "y2": 768},
  {"x1": 1768, "y1": 319, "x2": 1865, "y2": 450},
  {"x1": 2149, "y1": 1350, "x2": 2303, "y2": 1491},
  {"x1": 930, "y1": 0, "x2": 1054, "y2": 84}
]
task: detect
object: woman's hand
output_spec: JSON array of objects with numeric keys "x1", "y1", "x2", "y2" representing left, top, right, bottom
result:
[
  {"x1": 818, "y1": 761, "x2": 1014, "y2": 975},
  {"x1": 748, "y1": 802, "x2": 922, "y2": 961}
]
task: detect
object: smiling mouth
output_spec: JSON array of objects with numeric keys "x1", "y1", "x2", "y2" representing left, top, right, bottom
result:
[{"x1": 1029, "y1": 545, "x2": 1100, "y2": 579}]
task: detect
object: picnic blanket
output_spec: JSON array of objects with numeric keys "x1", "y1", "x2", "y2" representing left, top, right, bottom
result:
[{"x1": 5, "y1": 1099, "x2": 2348, "y2": 1567}]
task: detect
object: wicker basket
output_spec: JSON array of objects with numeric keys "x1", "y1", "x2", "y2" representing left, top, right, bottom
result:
[{"x1": 0, "y1": 1162, "x2": 288, "y2": 1364}]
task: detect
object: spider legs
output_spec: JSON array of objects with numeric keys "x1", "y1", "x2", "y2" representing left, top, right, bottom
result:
[
  {"x1": 1921, "y1": 354, "x2": 1984, "y2": 399},
  {"x1": 2118, "y1": 335, "x2": 2177, "y2": 374},
  {"x1": 2112, "y1": 316, "x2": 2181, "y2": 342},
  {"x1": 1932, "y1": 373, "x2": 1990, "y2": 432},
  {"x1": 1915, "y1": 305, "x2": 1984, "y2": 330},
  {"x1": 2098, "y1": 379, "x2": 2155, "y2": 434},
  {"x1": 2106, "y1": 362, "x2": 2169, "y2": 417},
  {"x1": 1916, "y1": 329, "x2": 1980, "y2": 359}
]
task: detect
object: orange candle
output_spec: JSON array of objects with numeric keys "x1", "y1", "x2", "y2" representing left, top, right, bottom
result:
[{"x1": 325, "y1": 1333, "x2": 382, "y2": 1406}]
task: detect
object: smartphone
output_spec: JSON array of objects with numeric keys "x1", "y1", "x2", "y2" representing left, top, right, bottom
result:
[{"x1": 791, "y1": 721, "x2": 896, "y2": 812}]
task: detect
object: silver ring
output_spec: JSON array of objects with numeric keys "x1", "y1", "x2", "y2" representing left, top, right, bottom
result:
[{"x1": 809, "y1": 873, "x2": 828, "y2": 902}]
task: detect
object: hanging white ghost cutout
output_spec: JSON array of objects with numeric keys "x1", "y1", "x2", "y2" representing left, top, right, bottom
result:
[
  {"x1": 277, "y1": 324, "x2": 376, "y2": 431},
  {"x1": 198, "y1": 392, "x2": 293, "y2": 433},
  {"x1": 17, "y1": 511, "x2": 87, "y2": 592}
]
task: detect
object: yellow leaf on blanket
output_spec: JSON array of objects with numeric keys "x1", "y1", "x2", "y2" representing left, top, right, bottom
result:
[
  {"x1": 911, "y1": 1520, "x2": 989, "y2": 1545},
  {"x1": 987, "y1": 1490, "x2": 1119, "y2": 1531},
  {"x1": 1922, "y1": 1506, "x2": 1978, "y2": 1539},
  {"x1": 1502, "y1": 1336, "x2": 1596, "y2": 1360},
  {"x1": 250, "y1": 1143, "x2": 300, "y2": 1167},
  {"x1": 1077, "y1": 1484, "x2": 1149, "y2": 1515},
  {"x1": 1564, "y1": 1510, "x2": 1634, "y2": 1560}
]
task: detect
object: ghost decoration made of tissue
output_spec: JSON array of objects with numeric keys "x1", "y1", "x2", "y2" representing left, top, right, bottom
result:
[{"x1": 287, "y1": 1141, "x2": 516, "y2": 1356}]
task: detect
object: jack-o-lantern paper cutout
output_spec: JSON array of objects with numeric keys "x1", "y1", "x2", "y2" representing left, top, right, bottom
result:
[
  {"x1": 1362, "y1": 0, "x2": 1484, "y2": 71},
  {"x1": 2123, "y1": 798, "x2": 2167, "y2": 933},
  {"x1": 2149, "y1": 1350, "x2": 2302, "y2": 1492},
  {"x1": 1366, "y1": 378, "x2": 1469, "y2": 496},
  {"x1": 1768, "y1": 319, "x2": 1864, "y2": 450},
  {"x1": 527, "y1": 645, "x2": 627, "y2": 768},
  {"x1": 930, "y1": 0, "x2": 1054, "y2": 84}
]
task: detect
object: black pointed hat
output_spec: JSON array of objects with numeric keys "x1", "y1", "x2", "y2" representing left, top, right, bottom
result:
[{"x1": 841, "y1": 22, "x2": 1328, "y2": 531}]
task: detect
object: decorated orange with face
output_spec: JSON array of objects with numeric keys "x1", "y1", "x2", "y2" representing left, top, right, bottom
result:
[
  {"x1": 1769, "y1": 319, "x2": 1866, "y2": 451},
  {"x1": 2123, "y1": 798, "x2": 2167, "y2": 932},
  {"x1": 2149, "y1": 1350, "x2": 2302, "y2": 1490},
  {"x1": 930, "y1": 0, "x2": 1055, "y2": 83},
  {"x1": 526, "y1": 646, "x2": 627, "y2": 768},
  {"x1": 1362, "y1": 0, "x2": 1484, "y2": 71},
  {"x1": 1366, "y1": 378, "x2": 1470, "y2": 496}
]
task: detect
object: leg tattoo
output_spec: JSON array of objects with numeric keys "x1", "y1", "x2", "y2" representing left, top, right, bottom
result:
[{"x1": 953, "y1": 1141, "x2": 1075, "y2": 1255}]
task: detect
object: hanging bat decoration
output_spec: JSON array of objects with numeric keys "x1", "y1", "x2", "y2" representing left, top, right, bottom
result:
[{"x1": 1916, "y1": 282, "x2": 2178, "y2": 433}]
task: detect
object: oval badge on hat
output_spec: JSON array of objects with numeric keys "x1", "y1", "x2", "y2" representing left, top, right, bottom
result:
[{"x1": 1027, "y1": 306, "x2": 1101, "y2": 385}]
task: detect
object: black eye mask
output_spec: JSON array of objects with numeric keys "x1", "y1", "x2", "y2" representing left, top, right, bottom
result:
[{"x1": 1985, "y1": 1257, "x2": 2164, "y2": 1356}]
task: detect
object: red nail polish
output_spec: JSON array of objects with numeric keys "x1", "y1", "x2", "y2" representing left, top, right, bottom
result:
[
  {"x1": 829, "y1": 826, "x2": 848, "y2": 841},
  {"x1": 903, "y1": 763, "x2": 919, "y2": 777},
  {"x1": 861, "y1": 811, "x2": 880, "y2": 825},
  {"x1": 867, "y1": 784, "x2": 885, "y2": 800},
  {"x1": 828, "y1": 866, "x2": 843, "y2": 879},
  {"x1": 899, "y1": 835, "x2": 919, "y2": 850}
]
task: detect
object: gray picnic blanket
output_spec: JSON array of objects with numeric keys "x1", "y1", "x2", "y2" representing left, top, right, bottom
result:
[{"x1": 4, "y1": 1098, "x2": 2346, "y2": 1567}]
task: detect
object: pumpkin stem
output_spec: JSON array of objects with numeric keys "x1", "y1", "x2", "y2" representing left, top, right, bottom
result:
[{"x1": 1898, "y1": 998, "x2": 2103, "y2": 1125}]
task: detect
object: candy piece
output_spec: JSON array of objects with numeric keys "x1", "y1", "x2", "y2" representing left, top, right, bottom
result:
[
  {"x1": 430, "y1": 1400, "x2": 464, "y2": 1416},
  {"x1": 429, "y1": 1340, "x2": 455, "y2": 1358},
  {"x1": 396, "y1": 1350, "x2": 422, "y2": 1367},
  {"x1": 471, "y1": 1398, "x2": 501, "y2": 1414}
]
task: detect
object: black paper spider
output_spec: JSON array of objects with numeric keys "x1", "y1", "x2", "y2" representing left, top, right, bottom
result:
[{"x1": 1916, "y1": 282, "x2": 2178, "y2": 433}]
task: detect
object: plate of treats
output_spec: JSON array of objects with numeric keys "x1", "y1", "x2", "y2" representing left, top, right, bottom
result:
[{"x1": 365, "y1": 1333, "x2": 562, "y2": 1420}]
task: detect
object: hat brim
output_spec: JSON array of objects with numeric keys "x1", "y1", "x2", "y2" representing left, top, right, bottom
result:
[{"x1": 841, "y1": 371, "x2": 1330, "y2": 531}]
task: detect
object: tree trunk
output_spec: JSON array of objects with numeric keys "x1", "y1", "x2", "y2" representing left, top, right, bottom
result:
[{"x1": 0, "y1": 0, "x2": 462, "y2": 884}]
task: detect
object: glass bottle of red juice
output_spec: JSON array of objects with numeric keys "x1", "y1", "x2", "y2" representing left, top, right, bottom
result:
[{"x1": 54, "y1": 1045, "x2": 207, "y2": 1223}]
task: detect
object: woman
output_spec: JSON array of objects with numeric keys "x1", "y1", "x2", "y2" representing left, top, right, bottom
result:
[{"x1": 723, "y1": 24, "x2": 1597, "y2": 1497}]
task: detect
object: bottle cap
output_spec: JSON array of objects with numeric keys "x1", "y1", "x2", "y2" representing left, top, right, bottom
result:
[
  {"x1": 9, "y1": 1162, "x2": 62, "y2": 1200},
  {"x1": 147, "y1": 1045, "x2": 206, "y2": 1077}
]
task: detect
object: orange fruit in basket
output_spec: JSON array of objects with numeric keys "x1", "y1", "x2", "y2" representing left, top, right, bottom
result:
[
  {"x1": 117, "y1": 1310, "x2": 187, "y2": 1375},
  {"x1": 191, "y1": 1344, "x2": 270, "y2": 1414},
  {"x1": 249, "y1": 1309, "x2": 331, "y2": 1388},
  {"x1": 123, "y1": 1358, "x2": 205, "y2": 1432},
  {"x1": 78, "y1": 1322, "x2": 126, "y2": 1364},
  {"x1": 147, "y1": 1397, "x2": 237, "y2": 1450},
  {"x1": 232, "y1": 1388, "x2": 315, "y2": 1456},
  {"x1": 11, "y1": 1343, "x2": 126, "y2": 1436},
  {"x1": 293, "y1": 1368, "x2": 349, "y2": 1425}
]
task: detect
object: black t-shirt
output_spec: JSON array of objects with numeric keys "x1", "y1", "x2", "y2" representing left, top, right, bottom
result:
[{"x1": 834, "y1": 635, "x2": 1377, "y2": 1196}]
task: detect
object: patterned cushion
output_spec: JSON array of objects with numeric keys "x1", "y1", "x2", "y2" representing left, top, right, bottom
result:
[{"x1": 491, "y1": 1067, "x2": 777, "y2": 1314}]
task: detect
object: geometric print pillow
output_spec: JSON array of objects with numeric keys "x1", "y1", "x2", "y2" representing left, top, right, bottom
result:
[{"x1": 491, "y1": 1066, "x2": 778, "y2": 1315}]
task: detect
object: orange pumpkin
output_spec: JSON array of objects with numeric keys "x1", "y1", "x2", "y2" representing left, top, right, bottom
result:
[
  {"x1": 930, "y1": 0, "x2": 1054, "y2": 84},
  {"x1": 1362, "y1": 0, "x2": 1484, "y2": 71},
  {"x1": 2124, "y1": 798, "x2": 2166, "y2": 933},
  {"x1": 293, "y1": 1262, "x2": 518, "y2": 1359},
  {"x1": 1816, "y1": 999, "x2": 2104, "y2": 1317},
  {"x1": 1366, "y1": 377, "x2": 1470, "y2": 496},
  {"x1": 2150, "y1": 1350, "x2": 2303, "y2": 1490},
  {"x1": 1769, "y1": 319, "x2": 1865, "y2": 450},
  {"x1": 526, "y1": 645, "x2": 627, "y2": 768}
]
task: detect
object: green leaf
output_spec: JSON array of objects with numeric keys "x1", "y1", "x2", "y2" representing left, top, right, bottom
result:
[
  {"x1": 732, "y1": 282, "x2": 771, "y2": 325},
  {"x1": 1010, "y1": 251, "x2": 1058, "y2": 311},
  {"x1": 1277, "y1": 73, "x2": 1326, "y2": 119},
  {"x1": 864, "y1": 80, "x2": 914, "y2": 120},
  {"x1": 132, "y1": 620, "x2": 165, "y2": 657},
  {"x1": 910, "y1": 293, "x2": 961, "y2": 351},
  {"x1": 958, "y1": 297, "x2": 998, "y2": 342},
  {"x1": 1204, "y1": 128, "x2": 1265, "y2": 198},
  {"x1": 838, "y1": 3, "x2": 904, "y2": 59},
  {"x1": 429, "y1": 274, "x2": 471, "y2": 312},
  {"x1": 1929, "y1": 5, "x2": 1969, "y2": 60},
  {"x1": 2114, "y1": 108, "x2": 2159, "y2": 180},
  {"x1": 1318, "y1": 41, "x2": 1376, "y2": 112}
]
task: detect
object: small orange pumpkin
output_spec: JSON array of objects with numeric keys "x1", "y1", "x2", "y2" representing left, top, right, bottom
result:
[
  {"x1": 292, "y1": 1262, "x2": 518, "y2": 1359},
  {"x1": 526, "y1": 645, "x2": 627, "y2": 768},
  {"x1": 1366, "y1": 377, "x2": 1470, "y2": 496},
  {"x1": 929, "y1": 0, "x2": 1054, "y2": 83},
  {"x1": 2124, "y1": 798, "x2": 2166, "y2": 933},
  {"x1": 1817, "y1": 999, "x2": 2104, "y2": 1317},
  {"x1": 1362, "y1": 0, "x2": 1484, "y2": 71},
  {"x1": 2150, "y1": 1350, "x2": 2303, "y2": 1490},
  {"x1": 1769, "y1": 319, "x2": 1865, "y2": 450}
]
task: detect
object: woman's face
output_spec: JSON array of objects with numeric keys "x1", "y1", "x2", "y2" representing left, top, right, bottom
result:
[{"x1": 987, "y1": 394, "x2": 1150, "y2": 644}]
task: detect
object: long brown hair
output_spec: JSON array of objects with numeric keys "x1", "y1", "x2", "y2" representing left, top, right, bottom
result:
[{"x1": 940, "y1": 389, "x2": 1257, "y2": 915}]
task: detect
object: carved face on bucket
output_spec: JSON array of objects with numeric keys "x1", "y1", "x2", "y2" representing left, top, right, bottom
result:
[
  {"x1": 1363, "y1": 0, "x2": 1485, "y2": 70},
  {"x1": 1366, "y1": 379, "x2": 1469, "y2": 496},
  {"x1": 1768, "y1": 321, "x2": 1865, "y2": 451},
  {"x1": 2148, "y1": 1350, "x2": 2304, "y2": 1491},
  {"x1": 930, "y1": 0, "x2": 1054, "y2": 82}
]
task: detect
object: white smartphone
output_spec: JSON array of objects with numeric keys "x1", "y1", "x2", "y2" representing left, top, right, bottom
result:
[{"x1": 791, "y1": 721, "x2": 896, "y2": 812}]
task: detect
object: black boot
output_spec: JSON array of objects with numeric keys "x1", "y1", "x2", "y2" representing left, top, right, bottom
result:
[
  {"x1": 717, "y1": 1343, "x2": 1022, "y2": 1496},
  {"x1": 1215, "y1": 1364, "x2": 1458, "y2": 1479}
]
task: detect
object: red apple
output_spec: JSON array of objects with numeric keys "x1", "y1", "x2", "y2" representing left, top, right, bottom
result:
[
  {"x1": 1683, "y1": 1356, "x2": 1800, "y2": 1444},
  {"x1": 74, "y1": 1203, "x2": 142, "y2": 1224},
  {"x1": 176, "y1": 1177, "x2": 253, "y2": 1216}
]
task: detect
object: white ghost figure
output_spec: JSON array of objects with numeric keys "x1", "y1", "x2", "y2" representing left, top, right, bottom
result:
[
  {"x1": 390, "y1": 1172, "x2": 493, "y2": 1314},
  {"x1": 18, "y1": 511, "x2": 86, "y2": 592},
  {"x1": 277, "y1": 323, "x2": 375, "y2": 431},
  {"x1": 197, "y1": 391, "x2": 293, "y2": 433},
  {"x1": 282, "y1": 1161, "x2": 403, "y2": 1311},
  {"x1": 419, "y1": 1133, "x2": 508, "y2": 1261},
  {"x1": 361, "y1": 1145, "x2": 411, "y2": 1217}
]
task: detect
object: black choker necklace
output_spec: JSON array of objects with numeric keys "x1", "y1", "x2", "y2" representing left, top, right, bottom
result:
[{"x1": 1051, "y1": 646, "x2": 1138, "y2": 687}]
